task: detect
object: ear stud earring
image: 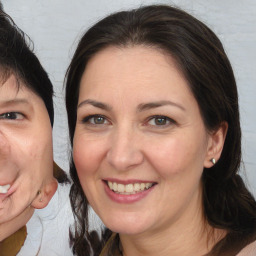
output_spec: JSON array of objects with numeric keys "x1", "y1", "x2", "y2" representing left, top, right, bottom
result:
[
  {"x1": 37, "y1": 190, "x2": 43, "y2": 202},
  {"x1": 211, "y1": 158, "x2": 216, "y2": 165}
]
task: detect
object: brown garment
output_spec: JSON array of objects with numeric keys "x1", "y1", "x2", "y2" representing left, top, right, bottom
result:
[
  {"x1": 0, "y1": 226, "x2": 27, "y2": 256},
  {"x1": 99, "y1": 233, "x2": 256, "y2": 256}
]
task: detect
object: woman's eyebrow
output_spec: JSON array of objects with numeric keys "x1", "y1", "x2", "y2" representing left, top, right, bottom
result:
[
  {"x1": 137, "y1": 100, "x2": 185, "y2": 112},
  {"x1": 77, "y1": 99, "x2": 112, "y2": 111}
]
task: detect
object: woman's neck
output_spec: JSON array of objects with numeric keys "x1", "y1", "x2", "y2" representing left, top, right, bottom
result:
[
  {"x1": 119, "y1": 201, "x2": 226, "y2": 256},
  {"x1": 120, "y1": 223, "x2": 225, "y2": 256}
]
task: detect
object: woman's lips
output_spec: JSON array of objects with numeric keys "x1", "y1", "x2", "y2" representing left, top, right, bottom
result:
[
  {"x1": 103, "y1": 179, "x2": 156, "y2": 203},
  {"x1": 107, "y1": 181, "x2": 154, "y2": 194}
]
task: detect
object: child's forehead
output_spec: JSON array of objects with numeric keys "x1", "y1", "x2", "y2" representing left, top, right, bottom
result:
[{"x1": 0, "y1": 74, "x2": 36, "y2": 101}]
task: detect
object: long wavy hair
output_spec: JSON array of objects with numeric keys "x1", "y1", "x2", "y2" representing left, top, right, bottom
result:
[{"x1": 65, "y1": 5, "x2": 256, "y2": 255}]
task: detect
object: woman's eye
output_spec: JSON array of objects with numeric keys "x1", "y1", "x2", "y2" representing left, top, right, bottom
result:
[
  {"x1": 82, "y1": 115, "x2": 109, "y2": 125},
  {"x1": 147, "y1": 116, "x2": 173, "y2": 126},
  {"x1": 92, "y1": 116, "x2": 106, "y2": 124},
  {"x1": 0, "y1": 112, "x2": 24, "y2": 120}
]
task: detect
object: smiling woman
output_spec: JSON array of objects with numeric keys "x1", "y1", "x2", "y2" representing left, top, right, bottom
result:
[
  {"x1": 65, "y1": 5, "x2": 256, "y2": 256},
  {"x1": 0, "y1": 7, "x2": 73, "y2": 256},
  {"x1": 74, "y1": 46, "x2": 214, "y2": 229}
]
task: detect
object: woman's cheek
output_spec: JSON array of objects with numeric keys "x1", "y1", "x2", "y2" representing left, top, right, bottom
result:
[
  {"x1": 73, "y1": 137, "x2": 100, "y2": 175},
  {"x1": 73, "y1": 143, "x2": 87, "y2": 175},
  {"x1": 146, "y1": 137, "x2": 186, "y2": 176}
]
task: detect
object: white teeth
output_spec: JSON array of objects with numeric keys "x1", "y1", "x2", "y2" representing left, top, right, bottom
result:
[
  {"x1": 145, "y1": 183, "x2": 151, "y2": 189},
  {"x1": 107, "y1": 181, "x2": 153, "y2": 194},
  {"x1": 0, "y1": 184, "x2": 10, "y2": 194},
  {"x1": 113, "y1": 182, "x2": 117, "y2": 191},
  {"x1": 125, "y1": 184, "x2": 133, "y2": 193},
  {"x1": 117, "y1": 184, "x2": 125, "y2": 193},
  {"x1": 134, "y1": 183, "x2": 140, "y2": 192},
  {"x1": 108, "y1": 182, "x2": 113, "y2": 190}
]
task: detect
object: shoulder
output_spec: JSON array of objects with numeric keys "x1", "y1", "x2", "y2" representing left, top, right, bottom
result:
[{"x1": 237, "y1": 240, "x2": 256, "y2": 256}]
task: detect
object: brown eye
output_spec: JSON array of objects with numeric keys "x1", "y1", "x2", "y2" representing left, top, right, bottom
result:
[
  {"x1": 155, "y1": 117, "x2": 167, "y2": 125},
  {"x1": 0, "y1": 112, "x2": 24, "y2": 120},
  {"x1": 93, "y1": 116, "x2": 105, "y2": 124},
  {"x1": 148, "y1": 116, "x2": 171, "y2": 126},
  {"x1": 82, "y1": 115, "x2": 109, "y2": 125}
]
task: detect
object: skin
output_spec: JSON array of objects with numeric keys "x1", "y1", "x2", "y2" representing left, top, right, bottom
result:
[
  {"x1": 73, "y1": 46, "x2": 227, "y2": 255},
  {"x1": 0, "y1": 75, "x2": 57, "y2": 241}
]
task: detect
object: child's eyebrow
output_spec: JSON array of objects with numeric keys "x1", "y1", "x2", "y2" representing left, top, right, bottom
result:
[{"x1": 0, "y1": 98, "x2": 30, "y2": 107}]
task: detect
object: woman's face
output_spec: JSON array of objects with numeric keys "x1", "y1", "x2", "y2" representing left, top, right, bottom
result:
[
  {"x1": 0, "y1": 75, "x2": 54, "y2": 225},
  {"x1": 73, "y1": 46, "x2": 221, "y2": 235}
]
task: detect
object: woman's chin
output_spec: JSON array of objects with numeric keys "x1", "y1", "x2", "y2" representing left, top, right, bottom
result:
[
  {"x1": 108, "y1": 226, "x2": 145, "y2": 235},
  {"x1": 102, "y1": 217, "x2": 152, "y2": 236}
]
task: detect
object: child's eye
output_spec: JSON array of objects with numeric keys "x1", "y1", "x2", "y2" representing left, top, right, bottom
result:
[
  {"x1": 0, "y1": 112, "x2": 24, "y2": 120},
  {"x1": 147, "y1": 115, "x2": 174, "y2": 126},
  {"x1": 82, "y1": 115, "x2": 109, "y2": 125}
]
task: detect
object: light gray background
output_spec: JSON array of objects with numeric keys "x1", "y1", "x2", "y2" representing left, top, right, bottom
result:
[{"x1": 2, "y1": 0, "x2": 256, "y2": 195}]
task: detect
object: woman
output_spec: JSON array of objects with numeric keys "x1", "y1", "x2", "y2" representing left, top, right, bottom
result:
[
  {"x1": 65, "y1": 5, "x2": 256, "y2": 256},
  {"x1": 0, "y1": 8, "x2": 73, "y2": 256}
]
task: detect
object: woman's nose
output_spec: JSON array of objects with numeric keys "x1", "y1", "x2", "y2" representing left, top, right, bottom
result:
[{"x1": 106, "y1": 128, "x2": 144, "y2": 171}]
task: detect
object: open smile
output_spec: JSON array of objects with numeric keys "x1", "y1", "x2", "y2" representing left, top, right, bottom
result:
[
  {"x1": 107, "y1": 181, "x2": 155, "y2": 195},
  {"x1": 103, "y1": 180, "x2": 157, "y2": 204}
]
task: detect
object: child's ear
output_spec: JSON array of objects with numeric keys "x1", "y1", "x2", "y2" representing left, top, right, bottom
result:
[
  {"x1": 204, "y1": 122, "x2": 228, "y2": 168},
  {"x1": 31, "y1": 178, "x2": 58, "y2": 209}
]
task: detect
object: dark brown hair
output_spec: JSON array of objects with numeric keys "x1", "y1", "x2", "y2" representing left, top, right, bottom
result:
[
  {"x1": 65, "y1": 5, "x2": 256, "y2": 255},
  {"x1": 0, "y1": 8, "x2": 54, "y2": 126},
  {"x1": 0, "y1": 7, "x2": 69, "y2": 183}
]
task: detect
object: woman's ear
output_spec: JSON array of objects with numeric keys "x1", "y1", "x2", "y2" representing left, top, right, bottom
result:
[
  {"x1": 31, "y1": 178, "x2": 58, "y2": 209},
  {"x1": 204, "y1": 122, "x2": 228, "y2": 168}
]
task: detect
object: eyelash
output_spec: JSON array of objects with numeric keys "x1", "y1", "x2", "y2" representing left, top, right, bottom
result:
[
  {"x1": 81, "y1": 114, "x2": 175, "y2": 128},
  {"x1": 81, "y1": 114, "x2": 110, "y2": 125},
  {"x1": 0, "y1": 112, "x2": 25, "y2": 120},
  {"x1": 146, "y1": 115, "x2": 175, "y2": 127}
]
